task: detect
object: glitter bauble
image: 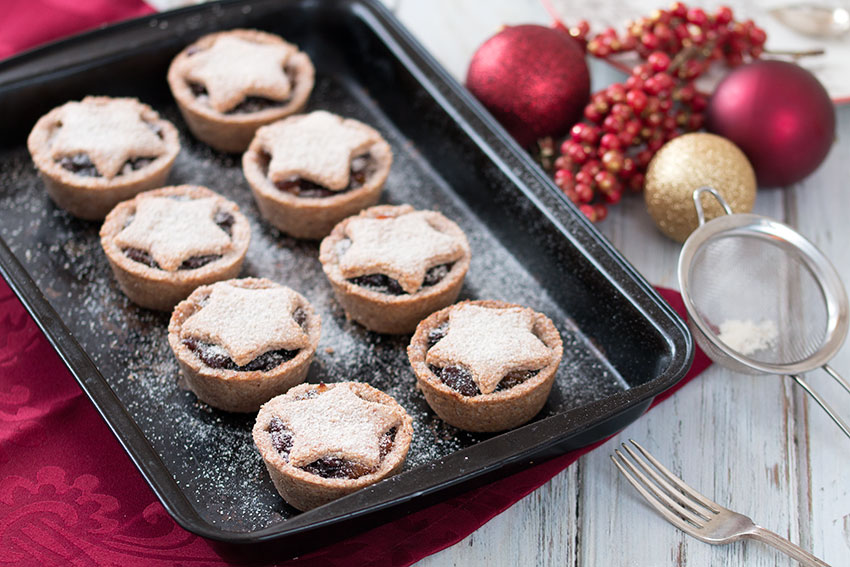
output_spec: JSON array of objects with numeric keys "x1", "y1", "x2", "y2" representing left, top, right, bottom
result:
[
  {"x1": 645, "y1": 133, "x2": 756, "y2": 242},
  {"x1": 707, "y1": 60, "x2": 835, "y2": 187},
  {"x1": 466, "y1": 24, "x2": 590, "y2": 147}
]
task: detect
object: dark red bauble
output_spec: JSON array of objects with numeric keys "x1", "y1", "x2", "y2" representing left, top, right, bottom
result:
[
  {"x1": 706, "y1": 60, "x2": 835, "y2": 187},
  {"x1": 466, "y1": 24, "x2": 590, "y2": 147}
]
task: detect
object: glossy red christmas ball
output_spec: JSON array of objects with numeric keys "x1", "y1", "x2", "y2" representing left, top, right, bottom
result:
[
  {"x1": 706, "y1": 60, "x2": 835, "y2": 187},
  {"x1": 466, "y1": 24, "x2": 590, "y2": 147}
]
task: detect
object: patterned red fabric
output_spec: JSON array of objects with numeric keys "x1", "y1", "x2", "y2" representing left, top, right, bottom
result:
[{"x1": 0, "y1": 3, "x2": 712, "y2": 565}]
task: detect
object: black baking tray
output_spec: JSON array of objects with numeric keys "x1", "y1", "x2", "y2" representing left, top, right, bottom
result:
[{"x1": 0, "y1": 0, "x2": 693, "y2": 556}]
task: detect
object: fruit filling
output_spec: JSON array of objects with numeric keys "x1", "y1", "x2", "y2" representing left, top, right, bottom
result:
[
  {"x1": 57, "y1": 153, "x2": 158, "y2": 178},
  {"x1": 429, "y1": 364, "x2": 540, "y2": 397},
  {"x1": 187, "y1": 68, "x2": 296, "y2": 114},
  {"x1": 183, "y1": 338, "x2": 299, "y2": 372},
  {"x1": 268, "y1": 416, "x2": 397, "y2": 480},
  {"x1": 256, "y1": 151, "x2": 377, "y2": 198},
  {"x1": 348, "y1": 263, "x2": 452, "y2": 295},
  {"x1": 121, "y1": 210, "x2": 235, "y2": 270}
]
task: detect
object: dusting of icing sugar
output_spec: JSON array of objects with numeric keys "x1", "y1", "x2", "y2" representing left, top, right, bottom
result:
[
  {"x1": 48, "y1": 97, "x2": 166, "y2": 179},
  {"x1": 268, "y1": 383, "x2": 402, "y2": 468},
  {"x1": 718, "y1": 319, "x2": 778, "y2": 356},
  {"x1": 426, "y1": 304, "x2": 554, "y2": 394},
  {"x1": 181, "y1": 281, "x2": 310, "y2": 366},
  {"x1": 258, "y1": 111, "x2": 378, "y2": 190},
  {"x1": 114, "y1": 196, "x2": 231, "y2": 271}
]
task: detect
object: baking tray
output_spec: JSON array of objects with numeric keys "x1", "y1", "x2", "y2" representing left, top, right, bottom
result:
[{"x1": 0, "y1": 0, "x2": 693, "y2": 556}]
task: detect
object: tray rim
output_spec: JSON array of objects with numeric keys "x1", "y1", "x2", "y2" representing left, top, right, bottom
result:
[{"x1": 0, "y1": 0, "x2": 694, "y2": 544}]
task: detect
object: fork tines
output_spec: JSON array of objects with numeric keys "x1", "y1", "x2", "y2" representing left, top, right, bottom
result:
[{"x1": 611, "y1": 439, "x2": 721, "y2": 533}]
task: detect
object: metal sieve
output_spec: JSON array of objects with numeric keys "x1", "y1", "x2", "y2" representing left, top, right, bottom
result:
[{"x1": 678, "y1": 187, "x2": 850, "y2": 438}]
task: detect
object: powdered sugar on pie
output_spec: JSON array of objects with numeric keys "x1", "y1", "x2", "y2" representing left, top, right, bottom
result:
[
  {"x1": 426, "y1": 304, "x2": 554, "y2": 394},
  {"x1": 179, "y1": 35, "x2": 296, "y2": 113},
  {"x1": 338, "y1": 210, "x2": 466, "y2": 293},
  {"x1": 256, "y1": 111, "x2": 379, "y2": 190},
  {"x1": 272, "y1": 383, "x2": 403, "y2": 468},
  {"x1": 181, "y1": 282, "x2": 310, "y2": 367},
  {"x1": 47, "y1": 97, "x2": 167, "y2": 179},
  {"x1": 113, "y1": 196, "x2": 232, "y2": 271}
]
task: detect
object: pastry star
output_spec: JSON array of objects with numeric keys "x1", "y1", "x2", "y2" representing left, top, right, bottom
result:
[
  {"x1": 182, "y1": 284, "x2": 310, "y2": 367},
  {"x1": 426, "y1": 305, "x2": 554, "y2": 394},
  {"x1": 114, "y1": 197, "x2": 232, "y2": 272},
  {"x1": 49, "y1": 99, "x2": 166, "y2": 179},
  {"x1": 339, "y1": 211, "x2": 465, "y2": 294},
  {"x1": 260, "y1": 111, "x2": 378, "y2": 190},
  {"x1": 184, "y1": 35, "x2": 295, "y2": 113},
  {"x1": 278, "y1": 384, "x2": 401, "y2": 468}
]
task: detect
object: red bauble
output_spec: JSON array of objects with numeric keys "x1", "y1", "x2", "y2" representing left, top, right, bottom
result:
[
  {"x1": 706, "y1": 60, "x2": 835, "y2": 187},
  {"x1": 466, "y1": 25, "x2": 590, "y2": 147}
]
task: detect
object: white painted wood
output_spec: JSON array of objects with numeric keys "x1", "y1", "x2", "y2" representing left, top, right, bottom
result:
[{"x1": 143, "y1": 1, "x2": 850, "y2": 564}]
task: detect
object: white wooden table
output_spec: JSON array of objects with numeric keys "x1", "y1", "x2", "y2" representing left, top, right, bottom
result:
[{"x1": 148, "y1": 1, "x2": 850, "y2": 564}]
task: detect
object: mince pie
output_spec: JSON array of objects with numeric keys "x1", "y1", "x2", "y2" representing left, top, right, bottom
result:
[
  {"x1": 319, "y1": 204, "x2": 470, "y2": 334},
  {"x1": 253, "y1": 381, "x2": 413, "y2": 511},
  {"x1": 168, "y1": 29, "x2": 315, "y2": 152},
  {"x1": 408, "y1": 300, "x2": 563, "y2": 432},
  {"x1": 27, "y1": 96, "x2": 180, "y2": 220},
  {"x1": 168, "y1": 278, "x2": 321, "y2": 412},
  {"x1": 243, "y1": 110, "x2": 392, "y2": 239},
  {"x1": 100, "y1": 185, "x2": 251, "y2": 311}
]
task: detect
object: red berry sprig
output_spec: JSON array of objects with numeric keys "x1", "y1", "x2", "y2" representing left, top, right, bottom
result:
[{"x1": 548, "y1": 3, "x2": 765, "y2": 221}]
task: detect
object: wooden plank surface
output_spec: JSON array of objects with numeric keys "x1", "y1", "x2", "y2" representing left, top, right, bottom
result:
[{"x1": 146, "y1": 0, "x2": 850, "y2": 564}]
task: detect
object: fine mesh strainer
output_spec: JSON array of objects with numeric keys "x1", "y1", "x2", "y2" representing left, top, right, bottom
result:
[{"x1": 678, "y1": 187, "x2": 850, "y2": 438}]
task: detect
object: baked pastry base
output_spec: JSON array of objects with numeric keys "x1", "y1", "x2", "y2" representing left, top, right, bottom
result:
[
  {"x1": 253, "y1": 382, "x2": 413, "y2": 511},
  {"x1": 167, "y1": 278, "x2": 321, "y2": 412},
  {"x1": 99, "y1": 185, "x2": 251, "y2": 311},
  {"x1": 167, "y1": 29, "x2": 315, "y2": 153},
  {"x1": 408, "y1": 299, "x2": 564, "y2": 432},
  {"x1": 319, "y1": 205, "x2": 470, "y2": 334}
]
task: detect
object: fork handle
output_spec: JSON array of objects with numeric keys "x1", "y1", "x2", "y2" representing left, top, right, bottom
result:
[{"x1": 746, "y1": 526, "x2": 831, "y2": 567}]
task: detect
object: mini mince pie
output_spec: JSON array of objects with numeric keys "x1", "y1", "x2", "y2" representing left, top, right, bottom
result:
[
  {"x1": 253, "y1": 381, "x2": 413, "y2": 511},
  {"x1": 168, "y1": 278, "x2": 321, "y2": 413},
  {"x1": 27, "y1": 96, "x2": 180, "y2": 220},
  {"x1": 243, "y1": 110, "x2": 393, "y2": 239},
  {"x1": 319, "y1": 204, "x2": 470, "y2": 334},
  {"x1": 100, "y1": 185, "x2": 251, "y2": 311},
  {"x1": 167, "y1": 29, "x2": 315, "y2": 153},
  {"x1": 407, "y1": 300, "x2": 564, "y2": 432}
]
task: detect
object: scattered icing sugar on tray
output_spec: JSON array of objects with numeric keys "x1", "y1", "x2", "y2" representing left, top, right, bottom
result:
[{"x1": 0, "y1": 74, "x2": 628, "y2": 531}]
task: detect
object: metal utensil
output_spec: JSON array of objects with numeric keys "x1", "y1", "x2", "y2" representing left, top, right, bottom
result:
[
  {"x1": 612, "y1": 439, "x2": 831, "y2": 567},
  {"x1": 771, "y1": 3, "x2": 850, "y2": 38},
  {"x1": 677, "y1": 187, "x2": 850, "y2": 438}
]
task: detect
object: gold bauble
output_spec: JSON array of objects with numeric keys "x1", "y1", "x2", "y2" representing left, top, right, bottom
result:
[{"x1": 644, "y1": 133, "x2": 756, "y2": 242}]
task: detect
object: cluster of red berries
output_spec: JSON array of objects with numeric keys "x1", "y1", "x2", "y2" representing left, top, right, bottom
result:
[{"x1": 550, "y1": 3, "x2": 766, "y2": 221}]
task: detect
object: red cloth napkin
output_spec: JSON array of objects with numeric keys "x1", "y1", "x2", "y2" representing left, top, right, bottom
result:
[{"x1": 0, "y1": 3, "x2": 712, "y2": 565}]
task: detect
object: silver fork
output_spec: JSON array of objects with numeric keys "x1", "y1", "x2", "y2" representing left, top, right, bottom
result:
[{"x1": 611, "y1": 439, "x2": 831, "y2": 567}]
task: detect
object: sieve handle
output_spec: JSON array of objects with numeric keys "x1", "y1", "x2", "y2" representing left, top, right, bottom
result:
[
  {"x1": 791, "y1": 373, "x2": 850, "y2": 440},
  {"x1": 692, "y1": 187, "x2": 734, "y2": 226}
]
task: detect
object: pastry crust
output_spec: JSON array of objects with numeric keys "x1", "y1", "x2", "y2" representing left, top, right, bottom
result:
[
  {"x1": 253, "y1": 382, "x2": 413, "y2": 511},
  {"x1": 319, "y1": 205, "x2": 470, "y2": 334},
  {"x1": 100, "y1": 185, "x2": 251, "y2": 311},
  {"x1": 407, "y1": 300, "x2": 563, "y2": 432},
  {"x1": 27, "y1": 96, "x2": 180, "y2": 220},
  {"x1": 243, "y1": 115, "x2": 392, "y2": 240},
  {"x1": 167, "y1": 29, "x2": 315, "y2": 153},
  {"x1": 168, "y1": 278, "x2": 321, "y2": 413}
]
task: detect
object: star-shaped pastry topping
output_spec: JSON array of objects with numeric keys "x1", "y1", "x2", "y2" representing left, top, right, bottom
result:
[
  {"x1": 338, "y1": 211, "x2": 466, "y2": 294},
  {"x1": 49, "y1": 98, "x2": 166, "y2": 179},
  {"x1": 276, "y1": 384, "x2": 402, "y2": 468},
  {"x1": 183, "y1": 35, "x2": 295, "y2": 113},
  {"x1": 426, "y1": 304, "x2": 554, "y2": 394},
  {"x1": 258, "y1": 111, "x2": 379, "y2": 190},
  {"x1": 114, "y1": 197, "x2": 232, "y2": 272},
  {"x1": 182, "y1": 283, "x2": 310, "y2": 367}
]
